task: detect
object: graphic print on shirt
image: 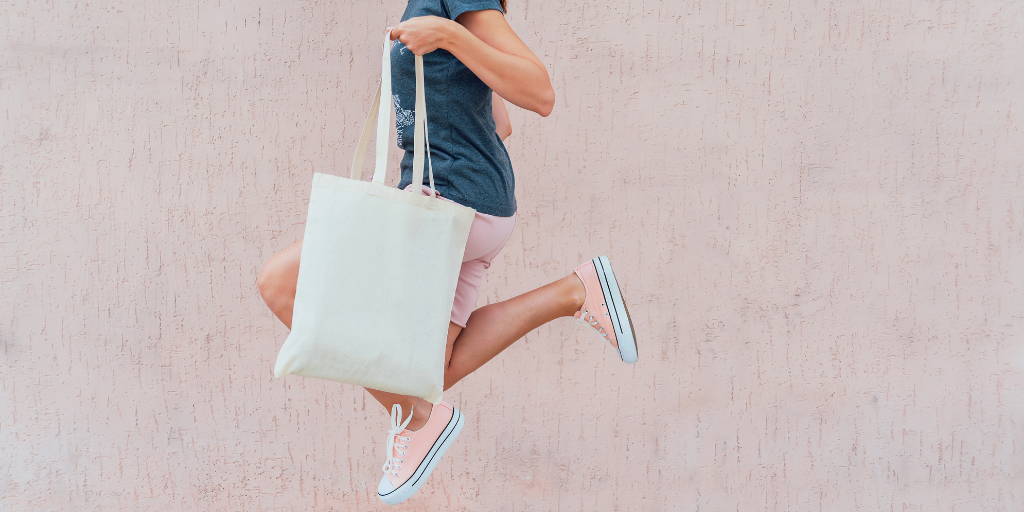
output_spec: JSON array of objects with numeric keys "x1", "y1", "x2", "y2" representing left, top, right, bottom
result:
[{"x1": 394, "y1": 95, "x2": 415, "y2": 148}]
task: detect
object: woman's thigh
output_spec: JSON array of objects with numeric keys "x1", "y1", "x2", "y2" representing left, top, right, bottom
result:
[{"x1": 257, "y1": 238, "x2": 303, "y2": 328}]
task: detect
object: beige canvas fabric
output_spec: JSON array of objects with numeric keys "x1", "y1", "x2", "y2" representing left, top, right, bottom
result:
[{"x1": 273, "y1": 31, "x2": 475, "y2": 404}]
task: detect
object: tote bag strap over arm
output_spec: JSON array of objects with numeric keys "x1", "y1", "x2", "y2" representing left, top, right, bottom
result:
[{"x1": 349, "y1": 31, "x2": 436, "y2": 198}]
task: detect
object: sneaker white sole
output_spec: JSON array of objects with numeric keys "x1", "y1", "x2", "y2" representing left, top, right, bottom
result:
[
  {"x1": 593, "y1": 255, "x2": 638, "y2": 364},
  {"x1": 378, "y1": 407, "x2": 465, "y2": 505}
]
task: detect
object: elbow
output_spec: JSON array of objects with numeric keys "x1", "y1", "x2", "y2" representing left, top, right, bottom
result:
[{"x1": 537, "y1": 88, "x2": 555, "y2": 117}]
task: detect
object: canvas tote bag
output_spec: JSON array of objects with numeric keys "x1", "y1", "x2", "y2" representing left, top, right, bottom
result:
[{"x1": 274, "y1": 31, "x2": 475, "y2": 404}]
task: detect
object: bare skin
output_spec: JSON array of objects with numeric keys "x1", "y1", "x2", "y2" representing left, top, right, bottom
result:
[{"x1": 259, "y1": 9, "x2": 562, "y2": 432}]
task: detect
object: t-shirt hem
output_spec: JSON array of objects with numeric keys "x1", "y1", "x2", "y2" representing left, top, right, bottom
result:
[
  {"x1": 452, "y1": 196, "x2": 517, "y2": 218},
  {"x1": 395, "y1": 181, "x2": 517, "y2": 217}
]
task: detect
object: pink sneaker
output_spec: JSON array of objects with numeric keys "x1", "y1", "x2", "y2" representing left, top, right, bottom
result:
[
  {"x1": 573, "y1": 255, "x2": 638, "y2": 363},
  {"x1": 377, "y1": 402, "x2": 464, "y2": 505}
]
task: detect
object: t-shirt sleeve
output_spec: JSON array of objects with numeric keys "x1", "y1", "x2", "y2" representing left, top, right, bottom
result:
[{"x1": 443, "y1": 0, "x2": 504, "y2": 21}]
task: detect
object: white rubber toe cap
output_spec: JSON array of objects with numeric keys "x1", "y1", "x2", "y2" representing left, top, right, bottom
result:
[{"x1": 377, "y1": 475, "x2": 395, "y2": 496}]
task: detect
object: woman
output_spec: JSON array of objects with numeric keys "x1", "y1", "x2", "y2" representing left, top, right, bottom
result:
[{"x1": 256, "y1": 0, "x2": 637, "y2": 504}]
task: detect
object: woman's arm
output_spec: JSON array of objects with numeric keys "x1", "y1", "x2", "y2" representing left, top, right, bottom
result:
[
  {"x1": 492, "y1": 92, "x2": 512, "y2": 140},
  {"x1": 389, "y1": 12, "x2": 555, "y2": 117}
]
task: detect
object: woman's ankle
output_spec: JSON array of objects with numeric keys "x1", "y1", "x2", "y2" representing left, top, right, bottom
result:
[
  {"x1": 404, "y1": 398, "x2": 433, "y2": 431},
  {"x1": 562, "y1": 273, "x2": 587, "y2": 315}
]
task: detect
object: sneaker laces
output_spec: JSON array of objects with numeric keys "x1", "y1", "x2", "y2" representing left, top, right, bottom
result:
[
  {"x1": 576, "y1": 307, "x2": 611, "y2": 343},
  {"x1": 382, "y1": 404, "x2": 413, "y2": 477}
]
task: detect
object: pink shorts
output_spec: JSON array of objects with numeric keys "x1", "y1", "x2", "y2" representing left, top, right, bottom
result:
[{"x1": 405, "y1": 185, "x2": 516, "y2": 327}]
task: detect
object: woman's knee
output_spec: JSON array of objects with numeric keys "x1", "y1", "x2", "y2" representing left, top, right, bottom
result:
[
  {"x1": 256, "y1": 256, "x2": 291, "y2": 309},
  {"x1": 256, "y1": 241, "x2": 301, "y2": 307},
  {"x1": 256, "y1": 261, "x2": 278, "y2": 304}
]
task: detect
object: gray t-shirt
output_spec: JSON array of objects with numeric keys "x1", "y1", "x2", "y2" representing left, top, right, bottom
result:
[{"x1": 392, "y1": 0, "x2": 516, "y2": 217}]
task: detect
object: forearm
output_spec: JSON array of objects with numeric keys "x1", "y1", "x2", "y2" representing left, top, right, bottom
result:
[{"x1": 442, "y1": 22, "x2": 554, "y2": 116}]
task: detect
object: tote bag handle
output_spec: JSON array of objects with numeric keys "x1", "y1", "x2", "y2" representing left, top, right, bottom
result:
[{"x1": 348, "y1": 31, "x2": 437, "y2": 197}]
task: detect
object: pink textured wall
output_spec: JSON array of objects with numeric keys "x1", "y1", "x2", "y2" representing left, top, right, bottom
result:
[{"x1": 3, "y1": 0, "x2": 1024, "y2": 510}]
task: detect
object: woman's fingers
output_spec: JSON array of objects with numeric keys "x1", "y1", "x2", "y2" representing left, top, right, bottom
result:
[{"x1": 387, "y1": 17, "x2": 452, "y2": 55}]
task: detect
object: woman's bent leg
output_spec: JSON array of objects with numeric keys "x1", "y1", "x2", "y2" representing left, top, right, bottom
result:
[
  {"x1": 257, "y1": 239, "x2": 303, "y2": 328},
  {"x1": 366, "y1": 271, "x2": 584, "y2": 429},
  {"x1": 255, "y1": 242, "x2": 587, "y2": 430},
  {"x1": 443, "y1": 273, "x2": 585, "y2": 390}
]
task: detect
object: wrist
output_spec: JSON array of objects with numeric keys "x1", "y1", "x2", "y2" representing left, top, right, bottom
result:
[{"x1": 439, "y1": 18, "x2": 466, "y2": 52}]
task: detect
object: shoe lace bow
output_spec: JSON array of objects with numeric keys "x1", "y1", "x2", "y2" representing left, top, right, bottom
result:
[{"x1": 382, "y1": 404, "x2": 413, "y2": 477}]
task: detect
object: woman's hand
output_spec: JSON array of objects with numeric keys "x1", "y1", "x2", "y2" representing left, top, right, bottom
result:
[{"x1": 389, "y1": 17, "x2": 457, "y2": 56}]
